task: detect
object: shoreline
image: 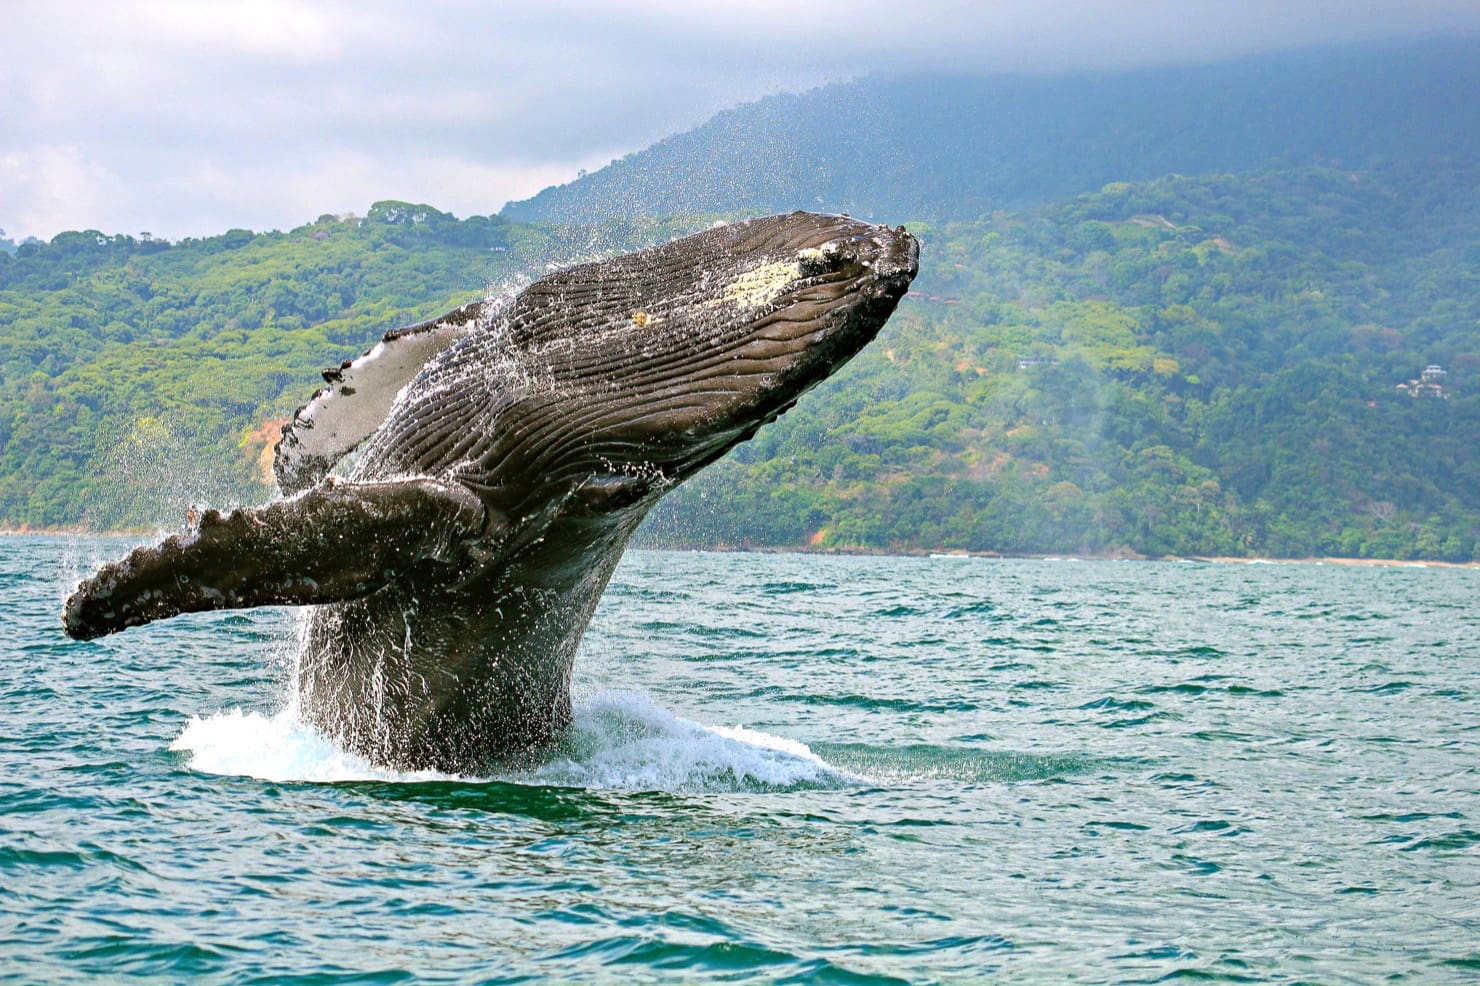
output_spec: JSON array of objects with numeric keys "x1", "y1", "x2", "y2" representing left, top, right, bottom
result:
[
  {"x1": 1184, "y1": 554, "x2": 1476, "y2": 570},
  {"x1": 677, "y1": 545, "x2": 1480, "y2": 570},
  {"x1": 14, "y1": 528, "x2": 1469, "y2": 569}
]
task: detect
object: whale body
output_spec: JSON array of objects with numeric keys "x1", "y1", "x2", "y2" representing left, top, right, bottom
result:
[{"x1": 64, "y1": 212, "x2": 920, "y2": 771}]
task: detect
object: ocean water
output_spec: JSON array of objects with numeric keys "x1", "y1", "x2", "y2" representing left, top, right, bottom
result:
[{"x1": 3, "y1": 536, "x2": 1477, "y2": 983}]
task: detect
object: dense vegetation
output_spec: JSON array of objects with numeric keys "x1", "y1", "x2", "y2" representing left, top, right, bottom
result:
[
  {"x1": 4, "y1": 36, "x2": 1478, "y2": 559},
  {"x1": 2, "y1": 160, "x2": 1474, "y2": 559},
  {"x1": 0, "y1": 204, "x2": 537, "y2": 528},
  {"x1": 639, "y1": 164, "x2": 1479, "y2": 561}
]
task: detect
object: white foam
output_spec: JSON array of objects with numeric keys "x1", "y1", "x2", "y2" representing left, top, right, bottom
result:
[
  {"x1": 526, "y1": 691, "x2": 854, "y2": 791},
  {"x1": 170, "y1": 707, "x2": 451, "y2": 784},
  {"x1": 170, "y1": 691, "x2": 854, "y2": 792}
]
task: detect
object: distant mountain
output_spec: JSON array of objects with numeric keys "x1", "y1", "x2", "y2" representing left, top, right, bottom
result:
[{"x1": 503, "y1": 40, "x2": 1479, "y2": 225}]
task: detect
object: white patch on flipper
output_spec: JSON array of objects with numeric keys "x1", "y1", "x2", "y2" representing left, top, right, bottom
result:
[{"x1": 274, "y1": 298, "x2": 505, "y2": 493}]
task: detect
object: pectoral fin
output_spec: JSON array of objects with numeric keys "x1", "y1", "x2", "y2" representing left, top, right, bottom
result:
[
  {"x1": 63, "y1": 478, "x2": 487, "y2": 640},
  {"x1": 273, "y1": 298, "x2": 503, "y2": 494}
]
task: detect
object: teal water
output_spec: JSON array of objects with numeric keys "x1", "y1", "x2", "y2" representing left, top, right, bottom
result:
[{"x1": 3, "y1": 537, "x2": 1478, "y2": 983}]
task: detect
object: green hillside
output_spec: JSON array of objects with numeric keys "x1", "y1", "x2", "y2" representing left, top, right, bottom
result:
[
  {"x1": 0, "y1": 205, "x2": 540, "y2": 528},
  {"x1": 2, "y1": 162, "x2": 1474, "y2": 559},
  {"x1": 638, "y1": 163, "x2": 1480, "y2": 561}
]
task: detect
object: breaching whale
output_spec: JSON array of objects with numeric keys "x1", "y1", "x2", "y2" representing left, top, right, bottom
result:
[{"x1": 64, "y1": 212, "x2": 920, "y2": 771}]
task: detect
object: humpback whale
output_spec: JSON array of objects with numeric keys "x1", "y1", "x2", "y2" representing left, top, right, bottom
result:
[{"x1": 64, "y1": 212, "x2": 920, "y2": 771}]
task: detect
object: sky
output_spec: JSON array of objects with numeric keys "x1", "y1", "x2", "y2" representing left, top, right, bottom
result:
[{"x1": 4, "y1": 0, "x2": 1478, "y2": 243}]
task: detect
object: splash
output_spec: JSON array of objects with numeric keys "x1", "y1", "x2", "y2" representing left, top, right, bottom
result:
[
  {"x1": 170, "y1": 691, "x2": 855, "y2": 792},
  {"x1": 83, "y1": 415, "x2": 249, "y2": 532},
  {"x1": 170, "y1": 707, "x2": 444, "y2": 784},
  {"x1": 525, "y1": 691, "x2": 855, "y2": 791}
]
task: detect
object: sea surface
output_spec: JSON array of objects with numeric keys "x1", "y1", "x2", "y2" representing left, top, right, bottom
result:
[{"x1": 2, "y1": 536, "x2": 1477, "y2": 983}]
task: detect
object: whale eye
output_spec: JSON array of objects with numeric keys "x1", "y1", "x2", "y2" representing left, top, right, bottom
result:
[
  {"x1": 798, "y1": 240, "x2": 863, "y2": 277},
  {"x1": 797, "y1": 247, "x2": 831, "y2": 277}
]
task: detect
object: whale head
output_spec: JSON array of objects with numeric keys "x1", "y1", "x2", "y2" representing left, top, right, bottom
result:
[{"x1": 577, "y1": 213, "x2": 919, "y2": 487}]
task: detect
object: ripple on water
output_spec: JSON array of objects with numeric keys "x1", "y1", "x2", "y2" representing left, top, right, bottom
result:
[{"x1": 5, "y1": 541, "x2": 1479, "y2": 982}]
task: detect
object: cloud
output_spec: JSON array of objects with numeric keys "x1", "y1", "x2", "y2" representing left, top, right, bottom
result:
[
  {"x1": 0, "y1": 147, "x2": 128, "y2": 240},
  {"x1": 2, "y1": 0, "x2": 1476, "y2": 240},
  {"x1": 132, "y1": 0, "x2": 352, "y2": 60}
]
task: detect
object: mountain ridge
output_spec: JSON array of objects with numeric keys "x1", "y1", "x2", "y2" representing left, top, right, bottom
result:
[{"x1": 502, "y1": 39, "x2": 1479, "y2": 225}]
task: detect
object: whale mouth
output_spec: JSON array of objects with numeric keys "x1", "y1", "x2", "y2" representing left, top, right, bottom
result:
[
  {"x1": 470, "y1": 217, "x2": 920, "y2": 519},
  {"x1": 536, "y1": 213, "x2": 919, "y2": 504}
]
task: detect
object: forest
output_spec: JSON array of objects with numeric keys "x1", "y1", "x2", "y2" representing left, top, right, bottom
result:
[
  {"x1": 0, "y1": 204, "x2": 526, "y2": 528},
  {"x1": 1, "y1": 162, "x2": 1476, "y2": 560},
  {"x1": 641, "y1": 163, "x2": 1479, "y2": 561}
]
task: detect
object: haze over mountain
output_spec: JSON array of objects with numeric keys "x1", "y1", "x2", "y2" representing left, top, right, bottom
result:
[{"x1": 503, "y1": 40, "x2": 1479, "y2": 225}]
